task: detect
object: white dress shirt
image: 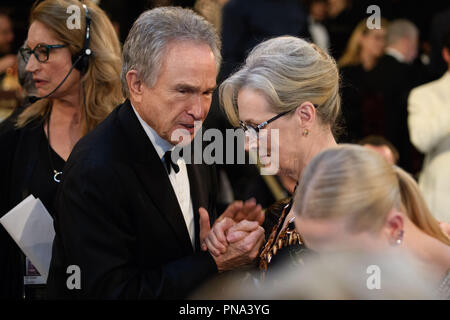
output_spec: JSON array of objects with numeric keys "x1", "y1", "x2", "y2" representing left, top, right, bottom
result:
[
  {"x1": 386, "y1": 47, "x2": 407, "y2": 63},
  {"x1": 132, "y1": 105, "x2": 196, "y2": 248},
  {"x1": 308, "y1": 17, "x2": 329, "y2": 54}
]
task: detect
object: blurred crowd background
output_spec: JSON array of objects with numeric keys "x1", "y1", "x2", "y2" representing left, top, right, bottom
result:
[{"x1": 1, "y1": 0, "x2": 450, "y2": 217}]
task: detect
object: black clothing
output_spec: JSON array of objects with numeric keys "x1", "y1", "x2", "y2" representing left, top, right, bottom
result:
[
  {"x1": 220, "y1": 0, "x2": 308, "y2": 81},
  {"x1": 340, "y1": 64, "x2": 376, "y2": 142},
  {"x1": 0, "y1": 111, "x2": 63, "y2": 299},
  {"x1": 367, "y1": 54, "x2": 425, "y2": 172},
  {"x1": 47, "y1": 100, "x2": 219, "y2": 299}
]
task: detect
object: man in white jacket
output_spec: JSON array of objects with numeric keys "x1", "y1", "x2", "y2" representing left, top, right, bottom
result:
[{"x1": 408, "y1": 29, "x2": 450, "y2": 223}]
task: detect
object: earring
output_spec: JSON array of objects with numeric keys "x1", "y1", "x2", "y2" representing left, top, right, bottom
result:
[
  {"x1": 395, "y1": 230, "x2": 404, "y2": 245},
  {"x1": 302, "y1": 129, "x2": 309, "y2": 137}
]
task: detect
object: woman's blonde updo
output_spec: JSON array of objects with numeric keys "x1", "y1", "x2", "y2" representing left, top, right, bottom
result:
[
  {"x1": 294, "y1": 144, "x2": 401, "y2": 233},
  {"x1": 220, "y1": 36, "x2": 341, "y2": 133},
  {"x1": 294, "y1": 144, "x2": 450, "y2": 244}
]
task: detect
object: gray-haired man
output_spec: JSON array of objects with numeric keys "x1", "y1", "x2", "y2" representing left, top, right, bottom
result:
[{"x1": 47, "y1": 7, "x2": 264, "y2": 299}]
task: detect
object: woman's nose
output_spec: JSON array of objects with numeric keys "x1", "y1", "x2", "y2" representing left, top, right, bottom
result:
[
  {"x1": 25, "y1": 54, "x2": 39, "y2": 73},
  {"x1": 245, "y1": 131, "x2": 259, "y2": 152},
  {"x1": 244, "y1": 138, "x2": 250, "y2": 152}
]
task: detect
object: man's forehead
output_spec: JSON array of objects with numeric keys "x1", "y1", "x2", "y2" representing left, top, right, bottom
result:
[
  {"x1": 157, "y1": 42, "x2": 217, "y2": 82},
  {"x1": 163, "y1": 40, "x2": 216, "y2": 64}
]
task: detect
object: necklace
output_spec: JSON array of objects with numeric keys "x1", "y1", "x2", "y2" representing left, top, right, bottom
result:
[{"x1": 46, "y1": 110, "x2": 62, "y2": 183}]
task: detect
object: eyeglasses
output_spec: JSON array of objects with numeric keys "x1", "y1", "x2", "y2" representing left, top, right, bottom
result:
[
  {"x1": 239, "y1": 104, "x2": 318, "y2": 136},
  {"x1": 20, "y1": 43, "x2": 67, "y2": 63},
  {"x1": 239, "y1": 110, "x2": 291, "y2": 136}
]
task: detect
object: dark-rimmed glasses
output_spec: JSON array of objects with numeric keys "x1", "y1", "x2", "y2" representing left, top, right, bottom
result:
[
  {"x1": 239, "y1": 104, "x2": 318, "y2": 136},
  {"x1": 20, "y1": 43, "x2": 67, "y2": 63}
]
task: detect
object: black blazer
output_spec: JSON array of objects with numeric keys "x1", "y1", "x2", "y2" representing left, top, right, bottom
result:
[
  {"x1": 366, "y1": 54, "x2": 424, "y2": 172},
  {"x1": 47, "y1": 100, "x2": 219, "y2": 299},
  {"x1": 0, "y1": 109, "x2": 45, "y2": 299}
]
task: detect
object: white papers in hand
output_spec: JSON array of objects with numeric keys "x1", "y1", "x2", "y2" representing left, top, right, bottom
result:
[{"x1": 0, "y1": 195, "x2": 55, "y2": 281}]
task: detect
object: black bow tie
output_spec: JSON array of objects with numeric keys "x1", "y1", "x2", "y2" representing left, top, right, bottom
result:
[{"x1": 163, "y1": 150, "x2": 180, "y2": 174}]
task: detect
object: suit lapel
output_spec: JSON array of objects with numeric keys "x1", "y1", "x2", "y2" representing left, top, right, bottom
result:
[{"x1": 117, "y1": 100, "x2": 193, "y2": 254}]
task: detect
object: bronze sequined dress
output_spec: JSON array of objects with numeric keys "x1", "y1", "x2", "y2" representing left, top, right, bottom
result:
[{"x1": 258, "y1": 199, "x2": 312, "y2": 282}]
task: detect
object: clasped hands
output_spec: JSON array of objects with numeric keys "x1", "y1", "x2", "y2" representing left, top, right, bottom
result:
[{"x1": 198, "y1": 198, "x2": 265, "y2": 272}]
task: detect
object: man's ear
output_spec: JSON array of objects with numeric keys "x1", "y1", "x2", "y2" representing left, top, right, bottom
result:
[
  {"x1": 126, "y1": 70, "x2": 144, "y2": 103},
  {"x1": 382, "y1": 208, "x2": 405, "y2": 246},
  {"x1": 294, "y1": 101, "x2": 316, "y2": 129}
]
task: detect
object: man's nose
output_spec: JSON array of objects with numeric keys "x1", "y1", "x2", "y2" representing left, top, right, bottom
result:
[{"x1": 189, "y1": 95, "x2": 204, "y2": 120}]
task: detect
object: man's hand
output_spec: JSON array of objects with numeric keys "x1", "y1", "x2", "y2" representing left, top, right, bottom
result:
[
  {"x1": 210, "y1": 225, "x2": 265, "y2": 272},
  {"x1": 198, "y1": 198, "x2": 264, "y2": 252}
]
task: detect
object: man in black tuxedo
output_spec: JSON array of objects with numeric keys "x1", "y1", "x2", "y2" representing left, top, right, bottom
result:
[
  {"x1": 366, "y1": 19, "x2": 426, "y2": 173},
  {"x1": 47, "y1": 7, "x2": 264, "y2": 299}
]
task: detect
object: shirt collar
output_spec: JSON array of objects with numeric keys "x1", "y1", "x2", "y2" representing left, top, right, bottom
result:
[
  {"x1": 131, "y1": 103, "x2": 173, "y2": 160},
  {"x1": 386, "y1": 47, "x2": 406, "y2": 63}
]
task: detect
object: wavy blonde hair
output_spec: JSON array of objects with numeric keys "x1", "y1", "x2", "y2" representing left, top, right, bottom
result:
[
  {"x1": 294, "y1": 144, "x2": 450, "y2": 245},
  {"x1": 17, "y1": 0, "x2": 123, "y2": 133},
  {"x1": 395, "y1": 167, "x2": 450, "y2": 245},
  {"x1": 219, "y1": 36, "x2": 341, "y2": 134},
  {"x1": 338, "y1": 18, "x2": 389, "y2": 68}
]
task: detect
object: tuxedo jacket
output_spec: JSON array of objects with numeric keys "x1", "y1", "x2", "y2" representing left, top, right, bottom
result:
[
  {"x1": 47, "y1": 100, "x2": 219, "y2": 299},
  {"x1": 365, "y1": 54, "x2": 425, "y2": 172}
]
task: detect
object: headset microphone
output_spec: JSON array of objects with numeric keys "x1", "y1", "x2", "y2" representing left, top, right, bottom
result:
[
  {"x1": 29, "y1": 55, "x2": 84, "y2": 103},
  {"x1": 29, "y1": 3, "x2": 92, "y2": 104}
]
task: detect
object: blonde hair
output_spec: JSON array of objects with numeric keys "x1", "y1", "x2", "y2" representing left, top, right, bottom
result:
[
  {"x1": 17, "y1": 0, "x2": 123, "y2": 134},
  {"x1": 395, "y1": 167, "x2": 450, "y2": 245},
  {"x1": 219, "y1": 36, "x2": 341, "y2": 133},
  {"x1": 338, "y1": 18, "x2": 388, "y2": 68},
  {"x1": 294, "y1": 144, "x2": 399, "y2": 233},
  {"x1": 295, "y1": 144, "x2": 450, "y2": 246}
]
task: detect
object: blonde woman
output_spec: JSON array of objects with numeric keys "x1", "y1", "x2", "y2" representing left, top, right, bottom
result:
[
  {"x1": 293, "y1": 145, "x2": 450, "y2": 299},
  {"x1": 338, "y1": 18, "x2": 389, "y2": 70},
  {"x1": 0, "y1": 0, "x2": 122, "y2": 299},
  {"x1": 339, "y1": 18, "x2": 389, "y2": 142},
  {"x1": 201, "y1": 36, "x2": 340, "y2": 280}
]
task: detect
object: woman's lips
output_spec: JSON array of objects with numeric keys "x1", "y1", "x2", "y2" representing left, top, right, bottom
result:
[{"x1": 34, "y1": 79, "x2": 48, "y2": 88}]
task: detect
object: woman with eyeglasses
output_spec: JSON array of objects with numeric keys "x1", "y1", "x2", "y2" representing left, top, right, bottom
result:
[
  {"x1": 200, "y1": 36, "x2": 450, "y2": 292},
  {"x1": 200, "y1": 36, "x2": 340, "y2": 281},
  {"x1": 0, "y1": 0, "x2": 122, "y2": 299}
]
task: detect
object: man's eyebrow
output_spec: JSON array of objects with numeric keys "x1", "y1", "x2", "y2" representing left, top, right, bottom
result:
[{"x1": 174, "y1": 83, "x2": 217, "y2": 92}]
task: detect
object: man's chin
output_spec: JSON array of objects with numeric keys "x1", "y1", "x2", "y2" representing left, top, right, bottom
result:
[
  {"x1": 170, "y1": 122, "x2": 205, "y2": 144},
  {"x1": 169, "y1": 131, "x2": 195, "y2": 147}
]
